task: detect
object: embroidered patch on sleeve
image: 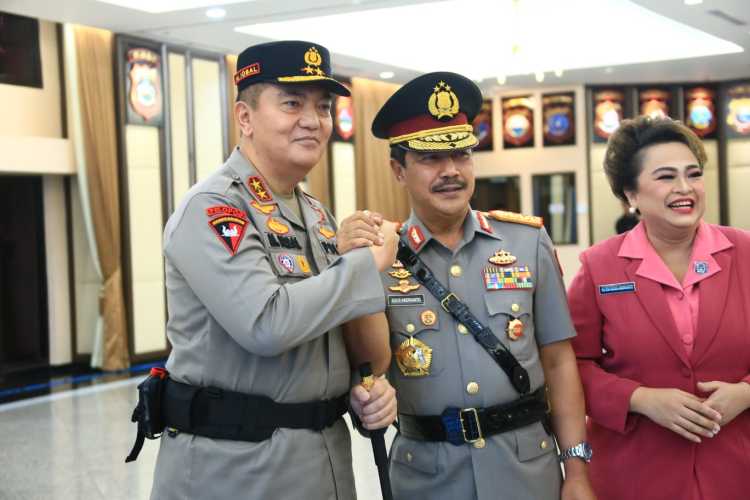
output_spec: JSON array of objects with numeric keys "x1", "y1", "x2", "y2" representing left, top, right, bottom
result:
[{"x1": 206, "y1": 205, "x2": 249, "y2": 256}]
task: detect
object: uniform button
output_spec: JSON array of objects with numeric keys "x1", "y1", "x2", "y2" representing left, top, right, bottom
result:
[
  {"x1": 511, "y1": 303, "x2": 520, "y2": 313},
  {"x1": 406, "y1": 452, "x2": 413, "y2": 463},
  {"x1": 473, "y1": 438, "x2": 486, "y2": 449},
  {"x1": 450, "y1": 265, "x2": 462, "y2": 277},
  {"x1": 457, "y1": 324, "x2": 468, "y2": 335},
  {"x1": 406, "y1": 323, "x2": 416, "y2": 333},
  {"x1": 466, "y1": 381, "x2": 480, "y2": 395},
  {"x1": 681, "y1": 367, "x2": 692, "y2": 378},
  {"x1": 540, "y1": 439, "x2": 548, "y2": 450}
]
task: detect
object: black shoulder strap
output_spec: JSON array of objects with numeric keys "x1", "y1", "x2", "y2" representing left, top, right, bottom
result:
[{"x1": 397, "y1": 238, "x2": 530, "y2": 394}]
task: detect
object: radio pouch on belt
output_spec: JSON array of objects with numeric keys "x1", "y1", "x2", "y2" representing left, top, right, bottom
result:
[{"x1": 125, "y1": 367, "x2": 169, "y2": 463}]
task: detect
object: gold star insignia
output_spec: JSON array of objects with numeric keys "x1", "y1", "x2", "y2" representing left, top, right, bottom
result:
[
  {"x1": 251, "y1": 179, "x2": 262, "y2": 190},
  {"x1": 302, "y1": 66, "x2": 315, "y2": 75}
]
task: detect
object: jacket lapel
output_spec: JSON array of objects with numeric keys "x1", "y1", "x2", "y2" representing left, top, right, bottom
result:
[
  {"x1": 624, "y1": 259, "x2": 691, "y2": 368},
  {"x1": 691, "y1": 249, "x2": 733, "y2": 366}
]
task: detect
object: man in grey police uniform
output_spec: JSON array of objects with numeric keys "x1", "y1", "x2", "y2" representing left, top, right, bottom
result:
[
  {"x1": 149, "y1": 41, "x2": 398, "y2": 499},
  {"x1": 346, "y1": 72, "x2": 596, "y2": 500}
]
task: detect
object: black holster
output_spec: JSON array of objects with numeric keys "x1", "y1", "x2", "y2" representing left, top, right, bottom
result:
[{"x1": 125, "y1": 367, "x2": 168, "y2": 463}]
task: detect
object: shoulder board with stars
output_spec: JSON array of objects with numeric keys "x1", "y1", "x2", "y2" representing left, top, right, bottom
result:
[{"x1": 486, "y1": 210, "x2": 543, "y2": 229}]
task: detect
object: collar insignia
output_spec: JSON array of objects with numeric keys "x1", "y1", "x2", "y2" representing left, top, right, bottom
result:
[{"x1": 247, "y1": 176, "x2": 273, "y2": 203}]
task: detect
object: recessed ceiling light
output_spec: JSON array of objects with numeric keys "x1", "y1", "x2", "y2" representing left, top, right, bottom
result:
[
  {"x1": 379, "y1": 71, "x2": 395, "y2": 79},
  {"x1": 235, "y1": 0, "x2": 742, "y2": 80},
  {"x1": 496, "y1": 75, "x2": 506, "y2": 85},
  {"x1": 684, "y1": 0, "x2": 703, "y2": 5},
  {"x1": 206, "y1": 7, "x2": 226, "y2": 19},
  {"x1": 535, "y1": 71, "x2": 545, "y2": 83},
  {"x1": 95, "y1": 0, "x2": 249, "y2": 14},
  {"x1": 554, "y1": 69, "x2": 564, "y2": 77}
]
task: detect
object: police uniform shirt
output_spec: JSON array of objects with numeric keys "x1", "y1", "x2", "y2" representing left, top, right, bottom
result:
[
  {"x1": 150, "y1": 147, "x2": 385, "y2": 500},
  {"x1": 382, "y1": 209, "x2": 575, "y2": 500}
]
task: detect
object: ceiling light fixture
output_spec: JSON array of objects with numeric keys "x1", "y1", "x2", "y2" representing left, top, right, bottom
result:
[
  {"x1": 684, "y1": 0, "x2": 703, "y2": 5},
  {"x1": 235, "y1": 0, "x2": 742, "y2": 79},
  {"x1": 206, "y1": 7, "x2": 226, "y2": 19},
  {"x1": 554, "y1": 69, "x2": 564, "y2": 77},
  {"x1": 95, "y1": 0, "x2": 248, "y2": 14},
  {"x1": 535, "y1": 71, "x2": 545, "y2": 83},
  {"x1": 379, "y1": 71, "x2": 395, "y2": 79},
  {"x1": 496, "y1": 75, "x2": 507, "y2": 85}
]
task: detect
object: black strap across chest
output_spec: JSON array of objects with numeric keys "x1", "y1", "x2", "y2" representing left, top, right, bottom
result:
[{"x1": 397, "y1": 237, "x2": 531, "y2": 394}]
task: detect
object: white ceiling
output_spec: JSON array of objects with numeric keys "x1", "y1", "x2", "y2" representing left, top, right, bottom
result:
[{"x1": 1, "y1": 0, "x2": 748, "y2": 92}]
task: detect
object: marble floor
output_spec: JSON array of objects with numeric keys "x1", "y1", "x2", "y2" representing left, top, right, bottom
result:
[{"x1": 0, "y1": 377, "x2": 396, "y2": 500}]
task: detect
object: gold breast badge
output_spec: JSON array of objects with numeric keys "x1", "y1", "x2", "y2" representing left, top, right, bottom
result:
[
  {"x1": 489, "y1": 249, "x2": 517, "y2": 266},
  {"x1": 389, "y1": 279, "x2": 420, "y2": 294},
  {"x1": 428, "y1": 81, "x2": 459, "y2": 120},
  {"x1": 395, "y1": 336, "x2": 433, "y2": 376},
  {"x1": 388, "y1": 268, "x2": 412, "y2": 279}
]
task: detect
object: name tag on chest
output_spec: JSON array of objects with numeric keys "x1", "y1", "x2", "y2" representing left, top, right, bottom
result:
[{"x1": 598, "y1": 281, "x2": 636, "y2": 295}]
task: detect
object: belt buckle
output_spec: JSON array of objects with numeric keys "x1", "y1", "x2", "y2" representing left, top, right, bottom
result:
[
  {"x1": 459, "y1": 408, "x2": 482, "y2": 444},
  {"x1": 440, "y1": 293, "x2": 459, "y2": 313}
]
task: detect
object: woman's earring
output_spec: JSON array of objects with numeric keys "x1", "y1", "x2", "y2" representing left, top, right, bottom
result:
[{"x1": 628, "y1": 206, "x2": 637, "y2": 215}]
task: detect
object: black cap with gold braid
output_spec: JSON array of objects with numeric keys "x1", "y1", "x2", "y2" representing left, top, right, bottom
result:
[
  {"x1": 371, "y1": 71, "x2": 482, "y2": 152},
  {"x1": 234, "y1": 40, "x2": 350, "y2": 96}
]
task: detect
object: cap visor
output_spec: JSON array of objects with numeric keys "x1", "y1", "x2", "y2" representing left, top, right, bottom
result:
[{"x1": 276, "y1": 76, "x2": 350, "y2": 97}]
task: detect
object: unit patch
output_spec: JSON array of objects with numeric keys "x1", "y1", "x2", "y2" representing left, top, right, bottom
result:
[
  {"x1": 387, "y1": 295, "x2": 425, "y2": 307},
  {"x1": 484, "y1": 265, "x2": 533, "y2": 290},
  {"x1": 208, "y1": 216, "x2": 248, "y2": 256},
  {"x1": 277, "y1": 254, "x2": 295, "y2": 273}
]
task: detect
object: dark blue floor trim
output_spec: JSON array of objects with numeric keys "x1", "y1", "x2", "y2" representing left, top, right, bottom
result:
[{"x1": 0, "y1": 360, "x2": 165, "y2": 400}]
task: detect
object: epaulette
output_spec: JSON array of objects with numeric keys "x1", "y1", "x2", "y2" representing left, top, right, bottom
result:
[{"x1": 486, "y1": 210, "x2": 543, "y2": 229}]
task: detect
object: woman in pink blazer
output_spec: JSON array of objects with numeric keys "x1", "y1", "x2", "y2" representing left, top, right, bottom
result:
[{"x1": 568, "y1": 117, "x2": 750, "y2": 500}]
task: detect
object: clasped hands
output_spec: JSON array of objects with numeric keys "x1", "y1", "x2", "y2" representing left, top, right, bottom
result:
[
  {"x1": 336, "y1": 210, "x2": 399, "y2": 272},
  {"x1": 631, "y1": 380, "x2": 750, "y2": 442}
]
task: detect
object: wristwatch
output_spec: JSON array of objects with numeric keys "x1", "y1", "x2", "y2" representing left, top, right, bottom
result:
[{"x1": 559, "y1": 442, "x2": 592, "y2": 463}]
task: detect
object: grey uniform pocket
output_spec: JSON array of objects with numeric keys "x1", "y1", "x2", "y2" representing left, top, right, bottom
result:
[
  {"x1": 390, "y1": 437, "x2": 440, "y2": 475},
  {"x1": 484, "y1": 293, "x2": 536, "y2": 361},
  {"x1": 388, "y1": 309, "x2": 443, "y2": 378},
  {"x1": 515, "y1": 421, "x2": 556, "y2": 462},
  {"x1": 268, "y1": 250, "x2": 313, "y2": 278}
]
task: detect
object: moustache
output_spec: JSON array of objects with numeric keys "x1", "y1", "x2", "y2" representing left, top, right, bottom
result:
[{"x1": 431, "y1": 180, "x2": 467, "y2": 193}]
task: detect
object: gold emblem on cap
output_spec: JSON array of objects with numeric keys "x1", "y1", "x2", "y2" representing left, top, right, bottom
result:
[
  {"x1": 428, "y1": 81, "x2": 460, "y2": 120},
  {"x1": 489, "y1": 249, "x2": 517, "y2": 266},
  {"x1": 420, "y1": 309, "x2": 437, "y2": 326},
  {"x1": 507, "y1": 319, "x2": 524, "y2": 340},
  {"x1": 395, "y1": 336, "x2": 433, "y2": 377},
  {"x1": 302, "y1": 47, "x2": 325, "y2": 76},
  {"x1": 389, "y1": 279, "x2": 421, "y2": 294},
  {"x1": 389, "y1": 268, "x2": 412, "y2": 280}
]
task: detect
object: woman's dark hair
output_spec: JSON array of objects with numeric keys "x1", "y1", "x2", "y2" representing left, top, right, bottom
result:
[{"x1": 603, "y1": 116, "x2": 707, "y2": 203}]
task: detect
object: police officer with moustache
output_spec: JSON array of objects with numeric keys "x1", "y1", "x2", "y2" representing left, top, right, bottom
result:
[
  {"x1": 344, "y1": 73, "x2": 596, "y2": 500},
  {"x1": 148, "y1": 41, "x2": 398, "y2": 499}
]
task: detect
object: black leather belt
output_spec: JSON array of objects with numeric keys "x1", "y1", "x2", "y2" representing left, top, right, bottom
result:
[
  {"x1": 162, "y1": 379, "x2": 348, "y2": 442},
  {"x1": 398, "y1": 387, "x2": 549, "y2": 446}
]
